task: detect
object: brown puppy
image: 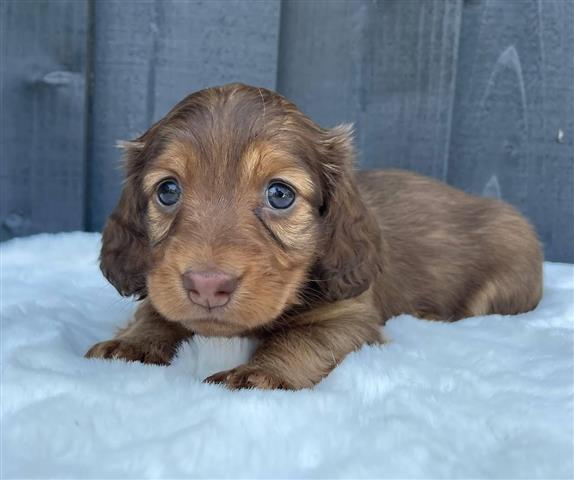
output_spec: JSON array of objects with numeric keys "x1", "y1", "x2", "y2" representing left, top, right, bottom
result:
[{"x1": 86, "y1": 83, "x2": 543, "y2": 390}]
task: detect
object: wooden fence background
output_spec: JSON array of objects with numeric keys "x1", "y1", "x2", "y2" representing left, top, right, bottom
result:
[{"x1": 1, "y1": 0, "x2": 573, "y2": 262}]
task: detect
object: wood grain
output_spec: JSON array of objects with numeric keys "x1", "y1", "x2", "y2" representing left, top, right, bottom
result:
[
  {"x1": 278, "y1": 0, "x2": 463, "y2": 179},
  {"x1": 448, "y1": 0, "x2": 574, "y2": 262}
]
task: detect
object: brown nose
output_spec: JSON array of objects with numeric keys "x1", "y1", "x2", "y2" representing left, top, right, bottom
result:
[{"x1": 181, "y1": 270, "x2": 238, "y2": 309}]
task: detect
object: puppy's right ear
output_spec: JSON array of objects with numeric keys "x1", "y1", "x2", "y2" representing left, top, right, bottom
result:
[{"x1": 100, "y1": 139, "x2": 150, "y2": 299}]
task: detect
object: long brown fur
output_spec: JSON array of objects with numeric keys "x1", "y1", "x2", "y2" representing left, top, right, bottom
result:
[{"x1": 86, "y1": 83, "x2": 543, "y2": 390}]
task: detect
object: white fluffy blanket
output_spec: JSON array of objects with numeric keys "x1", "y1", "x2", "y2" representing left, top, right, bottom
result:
[{"x1": 1, "y1": 233, "x2": 573, "y2": 478}]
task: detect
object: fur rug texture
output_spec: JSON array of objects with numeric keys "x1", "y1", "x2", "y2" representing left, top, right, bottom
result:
[{"x1": 2, "y1": 233, "x2": 572, "y2": 478}]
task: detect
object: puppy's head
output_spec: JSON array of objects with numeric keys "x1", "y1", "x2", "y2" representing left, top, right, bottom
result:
[{"x1": 101, "y1": 84, "x2": 381, "y2": 336}]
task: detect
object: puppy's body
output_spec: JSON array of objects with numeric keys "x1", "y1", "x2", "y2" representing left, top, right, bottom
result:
[
  {"x1": 359, "y1": 170, "x2": 542, "y2": 322},
  {"x1": 86, "y1": 84, "x2": 542, "y2": 390}
]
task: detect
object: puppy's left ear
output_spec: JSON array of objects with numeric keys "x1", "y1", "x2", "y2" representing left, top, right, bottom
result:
[{"x1": 315, "y1": 125, "x2": 382, "y2": 301}]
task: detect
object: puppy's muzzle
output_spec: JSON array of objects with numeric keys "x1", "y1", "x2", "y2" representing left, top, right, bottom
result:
[{"x1": 182, "y1": 270, "x2": 238, "y2": 309}]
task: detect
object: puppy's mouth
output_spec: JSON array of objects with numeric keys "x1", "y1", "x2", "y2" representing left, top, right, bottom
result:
[
  {"x1": 189, "y1": 316, "x2": 233, "y2": 325},
  {"x1": 184, "y1": 300, "x2": 233, "y2": 320},
  {"x1": 181, "y1": 312, "x2": 248, "y2": 337},
  {"x1": 187, "y1": 293, "x2": 230, "y2": 312}
]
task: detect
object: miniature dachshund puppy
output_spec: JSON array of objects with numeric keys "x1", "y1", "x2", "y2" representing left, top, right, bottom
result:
[{"x1": 86, "y1": 83, "x2": 543, "y2": 390}]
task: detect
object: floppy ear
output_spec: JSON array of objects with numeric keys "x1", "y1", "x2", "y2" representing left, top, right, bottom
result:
[
  {"x1": 315, "y1": 125, "x2": 382, "y2": 301},
  {"x1": 100, "y1": 140, "x2": 150, "y2": 299}
]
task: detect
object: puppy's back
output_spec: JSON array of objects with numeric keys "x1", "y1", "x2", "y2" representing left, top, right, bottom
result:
[{"x1": 357, "y1": 169, "x2": 543, "y2": 321}]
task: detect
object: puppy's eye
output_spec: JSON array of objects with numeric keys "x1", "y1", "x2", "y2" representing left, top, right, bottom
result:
[
  {"x1": 157, "y1": 179, "x2": 181, "y2": 206},
  {"x1": 266, "y1": 182, "x2": 295, "y2": 209}
]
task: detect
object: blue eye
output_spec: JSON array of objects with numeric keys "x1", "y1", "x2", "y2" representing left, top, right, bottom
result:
[
  {"x1": 266, "y1": 182, "x2": 295, "y2": 209},
  {"x1": 157, "y1": 179, "x2": 181, "y2": 206}
]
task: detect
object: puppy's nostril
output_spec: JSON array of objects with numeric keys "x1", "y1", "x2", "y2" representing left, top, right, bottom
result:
[
  {"x1": 181, "y1": 269, "x2": 238, "y2": 309},
  {"x1": 215, "y1": 277, "x2": 238, "y2": 295}
]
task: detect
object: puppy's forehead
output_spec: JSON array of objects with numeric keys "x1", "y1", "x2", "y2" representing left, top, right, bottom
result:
[
  {"x1": 157, "y1": 85, "x2": 286, "y2": 170},
  {"x1": 144, "y1": 95, "x2": 318, "y2": 199}
]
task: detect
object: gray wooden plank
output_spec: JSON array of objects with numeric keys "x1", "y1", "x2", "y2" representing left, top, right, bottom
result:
[
  {"x1": 448, "y1": 0, "x2": 574, "y2": 262},
  {"x1": 0, "y1": 0, "x2": 87, "y2": 239},
  {"x1": 151, "y1": 0, "x2": 280, "y2": 122},
  {"x1": 359, "y1": 0, "x2": 463, "y2": 178},
  {"x1": 277, "y1": 0, "x2": 371, "y2": 139},
  {"x1": 87, "y1": 0, "x2": 281, "y2": 230},
  {"x1": 277, "y1": 0, "x2": 463, "y2": 179}
]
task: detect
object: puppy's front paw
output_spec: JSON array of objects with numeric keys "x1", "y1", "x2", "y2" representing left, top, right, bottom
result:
[
  {"x1": 85, "y1": 339, "x2": 174, "y2": 366},
  {"x1": 204, "y1": 365, "x2": 292, "y2": 390}
]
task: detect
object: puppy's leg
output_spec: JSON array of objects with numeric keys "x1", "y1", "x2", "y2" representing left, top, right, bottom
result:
[
  {"x1": 464, "y1": 273, "x2": 542, "y2": 318},
  {"x1": 85, "y1": 300, "x2": 192, "y2": 365},
  {"x1": 205, "y1": 298, "x2": 383, "y2": 390},
  {"x1": 464, "y1": 208, "x2": 543, "y2": 318}
]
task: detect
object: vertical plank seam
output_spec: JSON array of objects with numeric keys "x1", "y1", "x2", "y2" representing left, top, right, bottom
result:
[
  {"x1": 146, "y1": 0, "x2": 160, "y2": 126},
  {"x1": 275, "y1": 0, "x2": 287, "y2": 93},
  {"x1": 444, "y1": 0, "x2": 464, "y2": 184},
  {"x1": 83, "y1": 0, "x2": 95, "y2": 231}
]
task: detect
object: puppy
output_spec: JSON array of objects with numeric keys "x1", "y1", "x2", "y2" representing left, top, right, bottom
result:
[{"x1": 86, "y1": 83, "x2": 543, "y2": 390}]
